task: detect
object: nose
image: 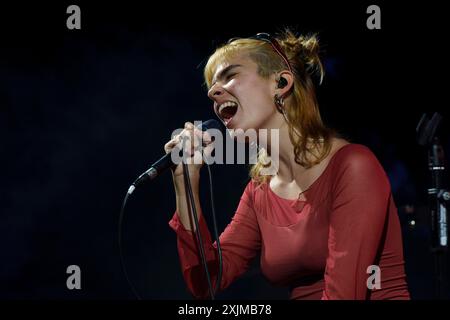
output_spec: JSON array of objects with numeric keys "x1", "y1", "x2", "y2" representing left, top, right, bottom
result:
[{"x1": 207, "y1": 83, "x2": 224, "y2": 100}]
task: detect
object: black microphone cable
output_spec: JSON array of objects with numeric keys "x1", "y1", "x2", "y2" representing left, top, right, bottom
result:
[
  {"x1": 206, "y1": 164, "x2": 223, "y2": 295},
  {"x1": 118, "y1": 190, "x2": 142, "y2": 300},
  {"x1": 182, "y1": 161, "x2": 215, "y2": 299},
  {"x1": 180, "y1": 135, "x2": 223, "y2": 299}
]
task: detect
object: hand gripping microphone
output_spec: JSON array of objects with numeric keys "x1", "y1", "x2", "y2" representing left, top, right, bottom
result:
[{"x1": 127, "y1": 119, "x2": 221, "y2": 194}]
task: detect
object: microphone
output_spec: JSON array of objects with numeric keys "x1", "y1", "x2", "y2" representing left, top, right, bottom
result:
[{"x1": 127, "y1": 119, "x2": 222, "y2": 194}]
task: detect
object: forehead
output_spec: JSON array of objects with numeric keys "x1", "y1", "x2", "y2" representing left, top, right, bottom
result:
[{"x1": 211, "y1": 53, "x2": 257, "y2": 82}]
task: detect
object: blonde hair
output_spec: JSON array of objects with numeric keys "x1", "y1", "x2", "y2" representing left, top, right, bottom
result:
[{"x1": 204, "y1": 29, "x2": 335, "y2": 185}]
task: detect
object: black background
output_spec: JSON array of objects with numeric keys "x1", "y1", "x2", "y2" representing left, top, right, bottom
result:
[{"x1": 1, "y1": 1, "x2": 449, "y2": 299}]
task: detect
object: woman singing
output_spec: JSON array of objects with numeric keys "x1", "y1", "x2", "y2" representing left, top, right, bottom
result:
[{"x1": 164, "y1": 30, "x2": 410, "y2": 300}]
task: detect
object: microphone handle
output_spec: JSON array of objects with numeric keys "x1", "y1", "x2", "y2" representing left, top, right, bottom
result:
[
  {"x1": 133, "y1": 146, "x2": 181, "y2": 188},
  {"x1": 128, "y1": 119, "x2": 221, "y2": 194}
]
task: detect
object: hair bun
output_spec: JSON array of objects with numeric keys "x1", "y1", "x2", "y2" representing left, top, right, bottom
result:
[
  {"x1": 279, "y1": 30, "x2": 324, "y2": 83},
  {"x1": 298, "y1": 35, "x2": 320, "y2": 66}
]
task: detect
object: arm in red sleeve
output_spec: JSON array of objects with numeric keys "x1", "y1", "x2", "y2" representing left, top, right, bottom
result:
[
  {"x1": 322, "y1": 146, "x2": 391, "y2": 300},
  {"x1": 168, "y1": 181, "x2": 261, "y2": 299}
]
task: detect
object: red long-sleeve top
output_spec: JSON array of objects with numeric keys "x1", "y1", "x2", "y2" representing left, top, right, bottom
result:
[{"x1": 168, "y1": 144, "x2": 410, "y2": 299}]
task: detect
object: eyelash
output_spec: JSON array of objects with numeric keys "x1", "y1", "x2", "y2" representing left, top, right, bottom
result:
[{"x1": 226, "y1": 73, "x2": 237, "y2": 81}]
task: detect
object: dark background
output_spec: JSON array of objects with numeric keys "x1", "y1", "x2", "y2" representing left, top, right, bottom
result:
[{"x1": 1, "y1": 1, "x2": 449, "y2": 299}]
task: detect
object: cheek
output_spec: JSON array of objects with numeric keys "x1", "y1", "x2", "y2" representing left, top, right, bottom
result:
[
  {"x1": 244, "y1": 89, "x2": 274, "y2": 116},
  {"x1": 233, "y1": 79, "x2": 273, "y2": 108}
]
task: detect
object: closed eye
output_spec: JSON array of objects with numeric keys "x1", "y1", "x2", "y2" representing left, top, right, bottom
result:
[{"x1": 225, "y1": 73, "x2": 237, "y2": 81}]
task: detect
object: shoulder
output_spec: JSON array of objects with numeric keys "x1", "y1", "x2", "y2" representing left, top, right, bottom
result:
[
  {"x1": 243, "y1": 178, "x2": 270, "y2": 204},
  {"x1": 241, "y1": 179, "x2": 258, "y2": 203},
  {"x1": 245, "y1": 178, "x2": 264, "y2": 196},
  {"x1": 330, "y1": 143, "x2": 391, "y2": 191},
  {"x1": 332, "y1": 143, "x2": 383, "y2": 172},
  {"x1": 238, "y1": 178, "x2": 268, "y2": 211}
]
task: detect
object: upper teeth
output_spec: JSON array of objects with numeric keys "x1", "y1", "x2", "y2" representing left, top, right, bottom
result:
[{"x1": 218, "y1": 101, "x2": 238, "y2": 114}]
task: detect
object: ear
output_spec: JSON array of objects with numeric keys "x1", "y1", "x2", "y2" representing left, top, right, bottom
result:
[{"x1": 275, "y1": 70, "x2": 294, "y2": 97}]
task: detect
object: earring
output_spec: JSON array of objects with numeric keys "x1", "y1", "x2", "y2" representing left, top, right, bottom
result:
[{"x1": 274, "y1": 94, "x2": 285, "y2": 113}]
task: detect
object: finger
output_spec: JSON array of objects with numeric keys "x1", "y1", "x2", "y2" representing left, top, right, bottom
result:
[
  {"x1": 202, "y1": 142, "x2": 217, "y2": 164},
  {"x1": 202, "y1": 130, "x2": 212, "y2": 143},
  {"x1": 164, "y1": 138, "x2": 179, "y2": 153},
  {"x1": 186, "y1": 149, "x2": 204, "y2": 165},
  {"x1": 182, "y1": 128, "x2": 200, "y2": 149},
  {"x1": 194, "y1": 127, "x2": 203, "y2": 138},
  {"x1": 177, "y1": 128, "x2": 190, "y2": 143},
  {"x1": 193, "y1": 128, "x2": 204, "y2": 148},
  {"x1": 180, "y1": 134, "x2": 194, "y2": 154},
  {"x1": 184, "y1": 145, "x2": 197, "y2": 158}
]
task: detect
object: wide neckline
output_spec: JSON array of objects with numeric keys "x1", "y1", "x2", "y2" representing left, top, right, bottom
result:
[{"x1": 268, "y1": 143, "x2": 353, "y2": 202}]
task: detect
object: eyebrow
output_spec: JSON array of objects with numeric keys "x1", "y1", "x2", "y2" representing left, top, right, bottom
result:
[{"x1": 211, "y1": 64, "x2": 242, "y2": 87}]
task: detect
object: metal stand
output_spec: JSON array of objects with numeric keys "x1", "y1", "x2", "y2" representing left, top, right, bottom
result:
[{"x1": 417, "y1": 112, "x2": 449, "y2": 299}]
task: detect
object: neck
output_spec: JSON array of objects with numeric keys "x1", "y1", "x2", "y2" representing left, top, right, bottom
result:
[
  {"x1": 278, "y1": 122, "x2": 308, "y2": 182},
  {"x1": 262, "y1": 115, "x2": 309, "y2": 183}
]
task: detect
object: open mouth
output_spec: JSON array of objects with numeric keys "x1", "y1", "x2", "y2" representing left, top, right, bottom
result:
[{"x1": 216, "y1": 101, "x2": 238, "y2": 125}]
